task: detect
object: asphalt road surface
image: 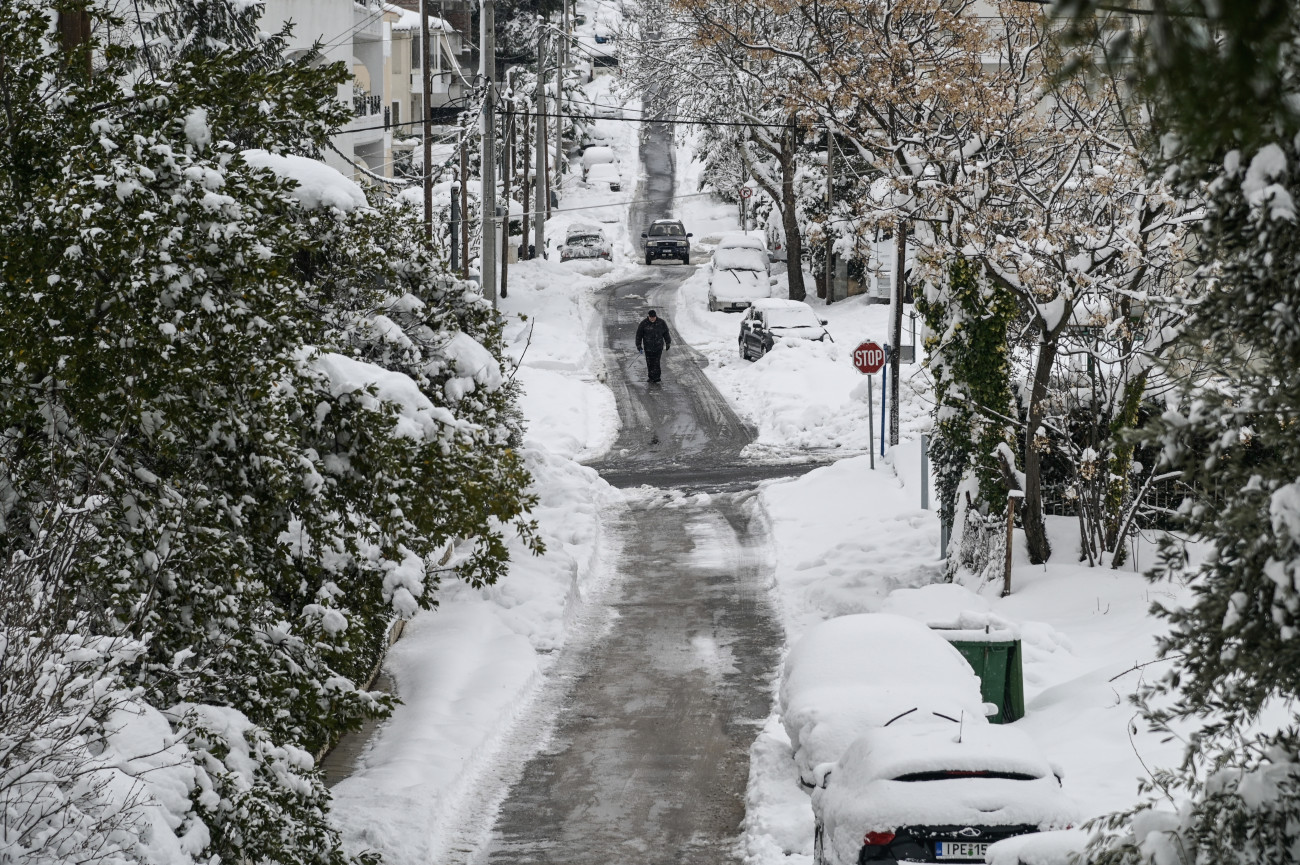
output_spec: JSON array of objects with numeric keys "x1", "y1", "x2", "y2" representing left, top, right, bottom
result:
[{"x1": 475, "y1": 121, "x2": 797, "y2": 865}]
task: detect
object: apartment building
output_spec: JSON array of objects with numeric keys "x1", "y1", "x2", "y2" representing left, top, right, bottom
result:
[{"x1": 259, "y1": 0, "x2": 475, "y2": 181}]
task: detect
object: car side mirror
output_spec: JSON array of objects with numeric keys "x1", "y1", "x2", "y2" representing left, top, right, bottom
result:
[
  {"x1": 640, "y1": 232, "x2": 648, "y2": 238},
  {"x1": 769, "y1": 277, "x2": 779, "y2": 286},
  {"x1": 812, "y1": 763, "x2": 835, "y2": 789},
  {"x1": 819, "y1": 318, "x2": 828, "y2": 325},
  {"x1": 686, "y1": 233, "x2": 693, "y2": 237}
]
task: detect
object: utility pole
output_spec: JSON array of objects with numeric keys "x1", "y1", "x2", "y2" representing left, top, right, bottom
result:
[
  {"x1": 521, "y1": 103, "x2": 531, "y2": 260},
  {"x1": 824, "y1": 129, "x2": 835, "y2": 303},
  {"x1": 554, "y1": 24, "x2": 564, "y2": 200},
  {"x1": 889, "y1": 219, "x2": 907, "y2": 446},
  {"x1": 534, "y1": 26, "x2": 547, "y2": 258},
  {"x1": 500, "y1": 89, "x2": 513, "y2": 299},
  {"x1": 421, "y1": 0, "x2": 434, "y2": 244},
  {"x1": 459, "y1": 121, "x2": 469, "y2": 278},
  {"x1": 480, "y1": 0, "x2": 497, "y2": 306}
]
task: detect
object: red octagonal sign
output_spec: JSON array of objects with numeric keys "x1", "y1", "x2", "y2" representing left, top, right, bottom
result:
[{"x1": 853, "y1": 341, "x2": 886, "y2": 375}]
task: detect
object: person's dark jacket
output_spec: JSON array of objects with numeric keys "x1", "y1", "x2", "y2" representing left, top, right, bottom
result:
[{"x1": 636, "y1": 317, "x2": 671, "y2": 352}]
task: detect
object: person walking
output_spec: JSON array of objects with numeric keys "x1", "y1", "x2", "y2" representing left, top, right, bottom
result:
[{"x1": 635, "y1": 309, "x2": 672, "y2": 383}]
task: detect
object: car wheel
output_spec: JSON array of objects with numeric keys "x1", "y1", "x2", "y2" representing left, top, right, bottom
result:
[
  {"x1": 708, "y1": 299, "x2": 717, "y2": 312},
  {"x1": 682, "y1": 253, "x2": 690, "y2": 265},
  {"x1": 645, "y1": 254, "x2": 653, "y2": 266},
  {"x1": 739, "y1": 339, "x2": 750, "y2": 361},
  {"x1": 814, "y1": 822, "x2": 827, "y2": 865}
]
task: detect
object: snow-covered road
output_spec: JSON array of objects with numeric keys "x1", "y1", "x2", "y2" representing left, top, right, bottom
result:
[{"x1": 483, "y1": 490, "x2": 781, "y2": 864}]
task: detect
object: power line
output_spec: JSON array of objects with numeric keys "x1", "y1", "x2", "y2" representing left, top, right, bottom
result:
[{"x1": 497, "y1": 105, "x2": 810, "y2": 130}]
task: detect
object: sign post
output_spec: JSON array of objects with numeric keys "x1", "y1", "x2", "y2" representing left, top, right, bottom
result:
[{"x1": 852, "y1": 341, "x2": 886, "y2": 469}]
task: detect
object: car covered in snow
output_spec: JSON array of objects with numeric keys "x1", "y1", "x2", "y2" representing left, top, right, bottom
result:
[
  {"x1": 811, "y1": 723, "x2": 1076, "y2": 865},
  {"x1": 739, "y1": 299, "x2": 830, "y2": 360},
  {"x1": 557, "y1": 223, "x2": 612, "y2": 262},
  {"x1": 585, "y1": 162, "x2": 623, "y2": 192},
  {"x1": 707, "y1": 241, "x2": 774, "y2": 312},
  {"x1": 779, "y1": 614, "x2": 991, "y2": 789},
  {"x1": 641, "y1": 219, "x2": 692, "y2": 264},
  {"x1": 581, "y1": 145, "x2": 618, "y2": 179}
]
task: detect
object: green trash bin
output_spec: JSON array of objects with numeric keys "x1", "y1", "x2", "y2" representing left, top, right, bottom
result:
[{"x1": 940, "y1": 635, "x2": 1025, "y2": 724}]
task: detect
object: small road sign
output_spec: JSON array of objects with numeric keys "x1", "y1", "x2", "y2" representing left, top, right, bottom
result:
[
  {"x1": 853, "y1": 341, "x2": 886, "y2": 375},
  {"x1": 739, "y1": 187, "x2": 753, "y2": 199}
]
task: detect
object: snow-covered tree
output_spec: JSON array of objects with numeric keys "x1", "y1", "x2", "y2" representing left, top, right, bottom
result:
[{"x1": 1, "y1": 2, "x2": 538, "y2": 862}]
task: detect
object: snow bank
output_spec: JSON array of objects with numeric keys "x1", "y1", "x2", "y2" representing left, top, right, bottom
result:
[
  {"x1": 986, "y1": 829, "x2": 1091, "y2": 865},
  {"x1": 241, "y1": 149, "x2": 367, "y2": 212}
]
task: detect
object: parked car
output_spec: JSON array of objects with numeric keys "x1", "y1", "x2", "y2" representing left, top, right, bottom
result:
[
  {"x1": 557, "y1": 223, "x2": 612, "y2": 262},
  {"x1": 812, "y1": 723, "x2": 1076, "y2": 865},
  {"x1": 593, "y1": 94, "x2": 623, "y2": 119},
  {"x1": 581, "y1": 145, "x2": 617, "y2": 179},
  {"x1": 585, "y1": 162, "x2": 622, "y2": 192},
  {"x1": 707, "y1": 243, "x2": 773, "y2": 311},
  {"x1": 717, "y1": 230, "x2": 769, "y2": 257},
  {"x1": 779, "y1": 614, "x2": 991, "y2": 789},
  {"x1": 738, "y1": 299, "x2": 831, "y2": 360},
  {"x1": 642, "y1": 219, "x2": 691, "y2": 264}
]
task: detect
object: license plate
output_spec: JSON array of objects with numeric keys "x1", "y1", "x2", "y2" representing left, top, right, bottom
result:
[{"x1": 935, "y1": 841, "x2": 988, "y2": 860}]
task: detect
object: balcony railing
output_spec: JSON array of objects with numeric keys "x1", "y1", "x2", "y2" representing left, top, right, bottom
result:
[{"x1": 353, "y1": 93, "x2": 382, "y2": 117}]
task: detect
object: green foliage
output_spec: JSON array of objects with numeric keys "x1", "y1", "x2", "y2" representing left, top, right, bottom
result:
[
  {"x1": 1089, "y1": 23, "x2": 1300, "y2": 861},
  {"x1": 916, "y1": 257, "x2": 1019, "y2": 530}
]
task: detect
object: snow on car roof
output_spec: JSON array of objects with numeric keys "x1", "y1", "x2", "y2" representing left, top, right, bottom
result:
[
  {"x1": 836, "y1": 722, "x2": 1054, "y2": 784},
  {"x1": 779, "y1": 614, "x2": 987, "y2": 783},
  {"x1": 567, "y1": 222, "x2": 603, "y2": 235},
  {"x1": 750, "y1": 298, "x2": 812, "y2": 311},
  {"x1": 717, "y1": 232, "x2": 765, "y2": 250}
]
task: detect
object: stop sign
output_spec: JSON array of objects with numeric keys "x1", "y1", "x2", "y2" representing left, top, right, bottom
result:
[{"x1": 853, "y1": 341, "x2": 886, "y2": 374}]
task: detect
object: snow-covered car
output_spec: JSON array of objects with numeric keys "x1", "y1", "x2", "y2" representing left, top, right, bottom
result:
[
  {"x1": 557, "y1": 224, "x2": 612, "y2": 262},
  {"x1": 779, "y1": 614, "x2": 991, "y2": 789},
  {"x1": 592, "y1": 94, "x2": 623, "y2": 119},
  {"x1": 707, "y1": 244, "x2": 773, "y2": 311},
  {"x1": 812, "y1": 723, "x2": 1077, "y2": 865},
  {"x1": 717, "y1": 230, "x2": 769, "y2": 258},
  {"x1": 585, "y1": 162, "x2": 622, "y2": 192},
  {"x1": 581, "y1": 146, "x2": 617, "y2": 179},
  {"x1": 642, "y1": 219, "x2": 691, "y2": 264},
  {"x1": 739, "y1": 299, "x2": 830, "y2": 360}
]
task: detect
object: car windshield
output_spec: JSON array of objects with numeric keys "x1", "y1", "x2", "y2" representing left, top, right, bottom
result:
[
  {"x1": 714, "y1": 248, "x2": 766, "y2": 272},
  {"x1": 649, "y1": 224, "x2": 685, "y2": 237},
  {"x1": 567, "y1": 234, "x2": 603, "y2": 247},
  {"x1": 766, "y1": 308, "x2": 821, "y2": 329},
  {"x1": 892, "y1": 770, "x2": 1041, "y2": 782}
]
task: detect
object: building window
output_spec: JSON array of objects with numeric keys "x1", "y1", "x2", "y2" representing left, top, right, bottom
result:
[
  {"x1": 411, "y1": 34, "x2": 422, "y2": 67},
  {"x1": 392, "y1": 101, "x2": 401, "y2": 127}
]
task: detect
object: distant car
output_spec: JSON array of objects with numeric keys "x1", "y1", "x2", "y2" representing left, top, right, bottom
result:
[
  {"x1": 585, "y1": 162, "x2": 622, "y2": 192},
  {"x1": 738, "y1": 299, "x2": 831, "y2": 360},
  {"x1": 812, "y1": 723, "x2": 1076, "y2": 865},
  {"x1": 581, "y1": 146, "x2": 617, "y2": 179},
  {"x1": 642, "y1": 219, "x2": 691, "y2": 264},
  {"x1": 593, "y1": 94, "x2": 623, "y2": 119},
  {"x1": 557, "y1": 224, "x2": 612, "y2": 262},
  {"x1": 779, "y1": 614, "x2": 991, "y2": 790},
  {"x1": 707, "y1": 243, "x2": 772, "y2": 312}
]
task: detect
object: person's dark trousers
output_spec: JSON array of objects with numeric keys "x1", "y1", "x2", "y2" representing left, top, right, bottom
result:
[{"x1": 645, "y1": 349, "x2": 663, "y2": 382}]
